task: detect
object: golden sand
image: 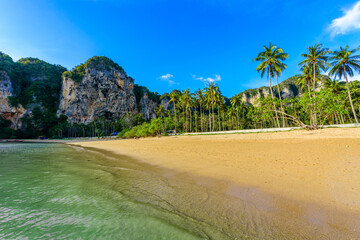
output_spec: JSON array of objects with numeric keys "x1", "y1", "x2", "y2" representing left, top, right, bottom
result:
[
  {"x1": 73, "y1": 128, "x2": 360, "y2": 213},
  {"x1": 72, "y1": 128, "x2": 360, "y2": 215},
  {"x1": 69, "y1": 128, "x2": 360, "y2": 238}
]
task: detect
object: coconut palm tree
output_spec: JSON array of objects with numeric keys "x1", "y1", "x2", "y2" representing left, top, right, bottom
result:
[
  {"x1": 254, "y1": 43, "x2": 286, "y2": 128},
  {"x1": 155, "y1": 105, "x2": 166, "y2": 134},
  {"x1": 295, "y1": 65, "x2": 320, "y2": 99},
  {"x1": 299, "y1": 43, "x2": 329, "y2": 92},
  {"x1": 169, "y1": 91, "x2": 179, "y2": 131},
  {"x1": 180, "y1": 88, "x2": 192, "y2": 132},
  {"x1": 273, "y1": 59, "x2": 289, "y2": 127},
  {"x1": 329, "y1": 46, "x2": 360, "y2": 124},
  {"x1": 155, "y1": 105, "x2": 166, "y2": 118},
  {"x1": 204, "y1": 82, "x2": 219, "y2": 131},
  {"x1": 195, "y1": 89, "x2": 205, "y2": 132},
  {"x1": 230, "y1": 94, "x2": 242, "y2": 129},
  {"x1": 324, "y1": 78, "x2": 345, "y2": 95}
]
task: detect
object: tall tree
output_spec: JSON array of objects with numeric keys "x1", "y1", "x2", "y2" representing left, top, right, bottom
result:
[
  {"x1": 299, "y1": 43, "x2": 329, "y2": 126},
  {"x1": 195, "y1": 89, "x2": 205, "y2": 132},
  {"x1": 329, "y1": 46, "x2": 360, "y2": 124},
  {"x1": 180, "y1": 89, "x2": 192, "y2": 132},
  {"x1": 272, "y1": 47, "x2": 289, "y2": 127},
  {"x1": 204, "y1": 82, "x2": 219, "y2": 131},
  {"x1": 299, "y1": 43, "x2": 329, "y2": 91},
  {"x1": 254, "y1": 43, "x2": 285, "y2": 128},
  {"x1": 230, "y1": 94, "x2": 242, "y2": 129},
  {"x1": 169, "y1": 91, "x2": 179, "y2": 131}
]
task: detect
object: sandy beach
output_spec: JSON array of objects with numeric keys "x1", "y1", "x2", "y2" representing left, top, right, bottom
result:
[{"x1": 72, "y1": 128, "x2": 360, "y2": 236}]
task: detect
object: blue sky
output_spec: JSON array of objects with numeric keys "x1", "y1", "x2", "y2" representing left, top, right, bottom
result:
[{"x1": 1, "y1": 0, "x2": 360, "y2": 97}]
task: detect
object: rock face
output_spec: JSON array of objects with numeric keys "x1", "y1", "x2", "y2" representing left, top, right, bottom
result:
[
  {"x1": 139, "y1": 92, "x2": 157, "y2": 120},
  {"x1": 160, "y1": 96, "x2": 174, "y2": 112},
  {"x1": 0, "y1": 71, "x2": 25, "y2": 129},
  {"x1": 0, "y1": 71, "x2": 14, "y2": 115},
  {"x1": 57, "y1": 58, "x2": 137, "y2": 124}
]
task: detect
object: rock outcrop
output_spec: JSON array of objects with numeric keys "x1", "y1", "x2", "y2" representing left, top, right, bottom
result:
[
  {"x1": 57, "y1": 57, "x2": 137, "y2": 124},
  {"x1": 139, "y1": 92, "x2": 157, "y2": 120},
  {"x1": 160, "y1": 96, "x2": 174, "y2": 112},
  {"x1": 0, "y1": 71, "x2": 26, "y2": 129}
]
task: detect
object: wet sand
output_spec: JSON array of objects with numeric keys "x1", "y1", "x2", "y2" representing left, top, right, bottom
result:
[{"x1": 71, "y1": 128, "x2": 360, "y2": 238}]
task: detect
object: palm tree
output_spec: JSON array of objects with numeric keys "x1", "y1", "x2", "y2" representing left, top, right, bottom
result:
[
  {"x1": 227, "y1": 106, "x2": 237, "y2": 129},
  {"x1": 299, "y1": 43, "x2": 329, "y2": 92},
  {"x1": 273, "y1": 52, "x2": 289, "y2": 127},
  {"x1": 295, "y1": 65, "x2": 320, "y2": 99},
  {"x1": 180, "y1": 89, "x2": 192, "y2": 132},
  {"x1": 169, "y1": 91, "x2": 179, "y2": 131},
  {"x1": 195, "y1": 89, "x2": 205, "y2": 132},
  {"x1": 230, "y1": 94, "x2": 242, "y2": 129},
  {"x1": 155, "y1": 105, "x2": 166, "y2": 134},
  {"x1": 155, "y1": 105, "x2": 166, "y2": 118},
  {"x1": 324, "y1": 78, "x2": 344, "y2": 95},
  {"x1": 329, "y1": 46, "x2": 360, "y2": 124},
  {"x1": 254, "y1": 43, "x2": 286, "y2": 128},
  {"x1": 204, "y1": 82, "x2": 219, "y2": 131},
  {"x1": 214, "y1": 91, "x2": 223, "y2": 131}
]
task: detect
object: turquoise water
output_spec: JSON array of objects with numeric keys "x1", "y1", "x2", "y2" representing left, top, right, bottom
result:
[{"x1": 0, "y1": 143, "x2": 233, "y2": 239}]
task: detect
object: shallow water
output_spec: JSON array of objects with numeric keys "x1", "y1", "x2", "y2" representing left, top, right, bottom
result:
[{"x1": 0, "y1": 143, "x2": 358, "y2": 239}]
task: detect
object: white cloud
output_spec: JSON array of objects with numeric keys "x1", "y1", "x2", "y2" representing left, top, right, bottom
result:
[
  {"x1": 192, "y1": 74, "x2": 221, "y2": 84},
  {"x1": 328, "y1": 1, "x2": 360, "y2": 36},
  {"x1": 160, "y1": 73, "x2": 178, "y2": 86}
]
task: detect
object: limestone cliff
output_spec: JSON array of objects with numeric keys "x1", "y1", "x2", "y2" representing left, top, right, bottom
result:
[
  {"x1": 0, "y1": 71, "x2": 26, "y2": 129},
  {"x1": 139, "y1": 92, "x2": 157, "y2": 120},
  {"x1": 239, "y1": 77, "x2": 301, "y2": 105},
  {"x1": 57, "y1": 57, "x2": 137, "y2": 124}
]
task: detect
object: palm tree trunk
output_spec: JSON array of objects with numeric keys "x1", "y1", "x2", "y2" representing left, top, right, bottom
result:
[
  {"x1": 236, "y1": 106, "x2": 239, "y2": 129},
  {"x1": 343, "y1": 65, "x2": 359, "y2": 124},
  {"x1": 212, "y1": 99, "x2": 215, "y2": 131},
  {"x1": 276, "y1": 73, "x2": 285, "y2": 127},
  {"x1": 218, "y1": 110, "x2": 221, "y2": 131},
  {"x1": 200, "y1": 106, "x2": 203, "y2": 132},
  {"x1": 189, "y1": 107, "x2": 192, "y2": 132},
  {"x1": 174, "y1": 102, "x2": 177, "y2": 131},
  {"x1": 268, "y1": 68, "x2": 280, "y2": 128},
  {"x1": 195, "y1": 111, "x2": 198, "y2": 132},
  {"x1": 312, "y1": 63, "x2": 318, "y2": 126}
]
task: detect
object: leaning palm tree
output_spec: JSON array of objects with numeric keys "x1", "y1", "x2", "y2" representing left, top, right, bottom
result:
[
  {"x1": 254, "y1": 43, "x2": 286, "y2": 128},
  {"x1": 329, "y1": 46, "x2": 360, "y2": 124}
]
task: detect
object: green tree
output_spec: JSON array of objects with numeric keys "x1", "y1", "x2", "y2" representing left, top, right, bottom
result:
[
  {"x1": 254, "y1": 43, "x2": 286, "y2": 128},
  {"x1": 329, "y1": 46, "x2": 360, "y2": 124}
]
